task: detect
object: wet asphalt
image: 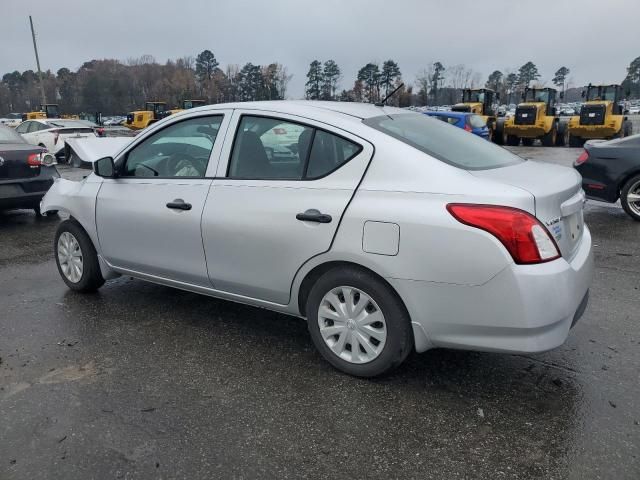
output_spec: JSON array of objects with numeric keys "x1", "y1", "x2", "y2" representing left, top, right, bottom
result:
[{"x1": 1, "y1": 150, "x2": 639, "y2": 480}]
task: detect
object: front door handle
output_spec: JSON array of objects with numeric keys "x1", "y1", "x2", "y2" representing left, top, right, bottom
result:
[
  {"x1": 296, "y1": 209, "x2": 332, "y2": 223},
  {"x1": 166, "y1": 199, "x2": 192, "y2": 211}
]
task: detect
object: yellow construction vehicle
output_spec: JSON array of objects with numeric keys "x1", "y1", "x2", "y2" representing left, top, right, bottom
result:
[
  {"x1": 22, "y1": 104, "x2": 60, "y2": 120},
  {"x1": 451, "y1": 88, "x2": 502, "y2": 141},
  {"x1": 123, "y1": 102, "x2": 168, "y2": 130},
  {"x1": 567, "y1": 84, "x2": 632, "y2": 147},
  {"x1": 502, "y1": 87, "x2": 566, "y2": 146},
  {"x1": 165, "y1": 99, "x2": 207, "y2": 116}
]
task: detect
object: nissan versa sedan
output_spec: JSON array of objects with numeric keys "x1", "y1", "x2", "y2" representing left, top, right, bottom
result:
[{"x1": 41, "y1": 101, "x2": 593, "y2": 377}]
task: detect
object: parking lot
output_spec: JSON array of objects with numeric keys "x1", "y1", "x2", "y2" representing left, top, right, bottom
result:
[{"x1": 1, "y1": 148, "x2": 639, "y2": 479}]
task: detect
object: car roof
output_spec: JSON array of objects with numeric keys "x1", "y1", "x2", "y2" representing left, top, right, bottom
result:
[{"x1": 185, "y1": 100, "x2": 408, "y2": 120}]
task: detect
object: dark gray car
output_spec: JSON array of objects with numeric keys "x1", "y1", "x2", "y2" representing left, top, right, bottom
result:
[{"x1": 0, "y1": 124, "x2": 59, "y2": 215}]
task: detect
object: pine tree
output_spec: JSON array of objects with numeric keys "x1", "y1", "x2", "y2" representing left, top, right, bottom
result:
[
  {"x1": 321, "y1": 60, "x2": 341, "y2": 100},
  {"x1": 305, "y1": 60, "x2": 323, "y2": 100}
]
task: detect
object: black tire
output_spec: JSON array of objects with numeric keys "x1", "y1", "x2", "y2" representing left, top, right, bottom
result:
[
  {"x1": 493, "y1": 118, "x2": 506, "y2": 145},
  {"x1": 54, "y1": 220, "x2": 105, "y2": 292},
  {"x1": 541, "y1": 123, "x2": 557, "y2": 147},
  {"x1": 506, "y1": 135, "x2": 519, "y2": 146},
  {"x1": 569, "y1": 135, "x2": 584, "y2": 147},
  {"x1": 556, "y1": 121, "x2": 569, "y2": 146},
  {"x1": 620, "y1": 174, "x2": 640, "y2": 222},
  {"x1": 306, "y1": 267, "x2": 413, "y2": 377},
  {"x1": 522, "y1": 138, "x2": 534, "y2": 146},
  {"x1": 33, "y1": 205, "x2": 42, "y2": 217}
]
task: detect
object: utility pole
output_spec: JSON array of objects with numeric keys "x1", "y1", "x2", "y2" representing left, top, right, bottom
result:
[{"x1": 29, "y1": 15, "x2": 47, "y2": 107}]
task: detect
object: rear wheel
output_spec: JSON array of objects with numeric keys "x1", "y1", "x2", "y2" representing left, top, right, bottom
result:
[
  {"x1": 306, "y1": 267, "x2": 413, "y2": 377},
  {"x1": 569, "y1": 135, "x2": 585, "y2": 147},
  {"x1": 556, "y1": 121, "x2": 569, "y2": 146},
  {"x1": 33, "y1": 205, "x2": 42, "y2": 217},
  {"x1": 506, "y1": 135, "x2": 519, "y2": 146},
  {"x1": 55, "y1": 220, "x2": 105, "y2": 292},
  {"x1": 620, "y1": 174, "x2": 640, "y2": 222},
  {"x1": 493, "y1": 118, "x2": 506, "y2": 145},
  {"x1": 522, "y1": 138, "x2": 534, "y2": 146},
  {"x1": 541, "y1": 124, "x2": 557, "y2": 146}
]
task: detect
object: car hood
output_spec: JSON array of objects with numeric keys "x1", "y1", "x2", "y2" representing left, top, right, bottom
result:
[{"x1": 66, "y1": 137, "x2": 133, "y2": 163}]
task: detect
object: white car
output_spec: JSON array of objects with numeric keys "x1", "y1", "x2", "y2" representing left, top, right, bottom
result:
[
  {"x1": 42, "y1": 101, "x2": 593, "y2": 377},
  {"x1": 15, "y1": 118, "x2": 97, "y2": 158}
]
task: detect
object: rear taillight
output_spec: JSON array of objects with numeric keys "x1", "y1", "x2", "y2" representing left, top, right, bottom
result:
[
  {"x1": 27, "y1": 152, "x2": 56, "y2": 167},
  {"x1": 574, "y1": 150, "x2": 589, "y2": 166},
  {"x1": 96, "y1": 127, "x2": 105, "y2": 137},
  {"x1": 446, "y1": 204, "x2": 560, "y2": 264},
  {"x1": 464, "y1": 124, "x2": 472, "y2": 132}
]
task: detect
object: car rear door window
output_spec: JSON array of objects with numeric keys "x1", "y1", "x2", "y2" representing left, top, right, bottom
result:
[
  {"x1": 228, "y1": 115, "x2": 361, "y2": 180},
  {"x1": 27, "y1": 122, "x2": 41, "y2": 133},
  {"x1": 122, "y1": 115, "x2": 222, "y2": 178}
]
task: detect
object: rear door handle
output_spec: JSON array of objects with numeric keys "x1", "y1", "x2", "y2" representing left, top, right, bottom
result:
[
  {"x1": 296, "y1": 209, "x2": 332, "y2": 223},
  {"x1": 166, "y1": 199, "x2": 192, "y2": 211}
]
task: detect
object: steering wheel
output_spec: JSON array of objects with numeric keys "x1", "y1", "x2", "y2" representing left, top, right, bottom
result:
[{"x1": 166, "y1": 152, "x2": 201, "y2": 176}]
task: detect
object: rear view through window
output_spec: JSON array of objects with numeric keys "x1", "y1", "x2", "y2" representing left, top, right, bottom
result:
[{"x1": 364, "y1": 113, "x2": 523, "y2": 170}]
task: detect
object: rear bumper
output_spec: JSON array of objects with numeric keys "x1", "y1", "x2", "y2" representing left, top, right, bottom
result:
[
  {"x1": 391, "y1": 225, "x2": 594, "y2": 354},
  {"x1": 504, "y1": 125, "x2": 547, "y2": 138},
  {"x1": 0, "y1": 168, "x2": 59, "y2": 209},
  {"x1": 569, "y1": 125, "x2": 619, "y2": 138}
]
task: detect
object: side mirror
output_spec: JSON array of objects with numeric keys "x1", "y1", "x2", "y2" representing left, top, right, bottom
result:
[{"x1": 94, "y1": 156, "x2": 116, "y2": 178}]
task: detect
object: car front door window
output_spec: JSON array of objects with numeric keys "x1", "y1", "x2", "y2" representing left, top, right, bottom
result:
[{"x1": 123, "y1": 116, "x2": 223, "y2": 178}]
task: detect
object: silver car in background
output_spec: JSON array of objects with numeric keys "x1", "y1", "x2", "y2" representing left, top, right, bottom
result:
[{"x1": 42, "y1": 101, "x2": 593, "y2": 377}]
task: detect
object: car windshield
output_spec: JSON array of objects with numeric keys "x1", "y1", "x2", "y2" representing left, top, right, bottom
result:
[
  {"x1": 0, "y1": 125, "x2": 26, "y2": 144},
  {"x1": 363, "y1": 113, "x2": 523, "y2": 170}
]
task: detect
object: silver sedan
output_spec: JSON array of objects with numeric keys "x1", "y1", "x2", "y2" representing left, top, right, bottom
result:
[{"x1": 42, "y1": 101, "x2": 593, "y2": 377}]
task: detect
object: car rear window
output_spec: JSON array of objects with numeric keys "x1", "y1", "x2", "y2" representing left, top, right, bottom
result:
[
  {"x1": 363, "y1": 113, "x2": 523, "y2": 170},
  {"x1": 467, "y1": 114, "x2": 486, "y2": 128}
]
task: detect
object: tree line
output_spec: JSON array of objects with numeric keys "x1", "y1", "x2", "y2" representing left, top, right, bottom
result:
[
  {"x1": 0, "y1": 50, "x2": 291, "y2": 115},
  {"x1": 2, "y1": 51, "x2": 639, "y2": 116}
]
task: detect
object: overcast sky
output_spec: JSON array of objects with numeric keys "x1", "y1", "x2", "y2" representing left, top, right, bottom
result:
[{"x1": 3, "y1": 0, "x2": 638, "y2": 98}]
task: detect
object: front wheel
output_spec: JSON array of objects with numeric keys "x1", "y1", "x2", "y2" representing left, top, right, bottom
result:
[
  {"x1": 55, "y1": 220, "x2": 105, "y2": 292},
  {"x1": 541, "y1": 124, "x2": 557, "y2": 146},
  {"x1": 620, "y1": 174, "x2": 640, "y2": 222},
  {"x1": 569, "y1": 135, "x2": 584, "y2": 147},
  {"x1": 506, "y1": 135, "x2": 519, "y2": 146},
  {"x1": 306, "y1": 267, "x2": 413, "y2": 377}
]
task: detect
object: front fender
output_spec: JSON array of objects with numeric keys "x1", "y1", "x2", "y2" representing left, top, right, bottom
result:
[{"x1": 41, "y1": 177, "x2": 118, "y2": 280}]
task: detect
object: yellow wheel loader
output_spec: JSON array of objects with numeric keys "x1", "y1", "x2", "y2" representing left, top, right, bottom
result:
[
  {"x1": 22, "y1": 104, "x2": 60, "y2": 120},
  {"x1": 165, "y1": 99, "x2": 207, "y2": 116},
  {"x1": 451, "y1": 88, "x2": 503, "y2": 143},
  {"x1": 567, "y1": 84, "x2": 632, "y2": 147},
  {"x1": 502, "y1": 87, "x2": 566, "y2": 147},
  {"x1": 124, "y1": 102, "x2": 168, "y2": 130}
]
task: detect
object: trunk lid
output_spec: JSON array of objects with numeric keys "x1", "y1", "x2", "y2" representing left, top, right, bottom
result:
[
  {"x1": 470, "y1": 160, "x2": 585, "y2": 259},
  {"x1": 0, "y1": 144, "x2": 44, "y2": 180}
]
